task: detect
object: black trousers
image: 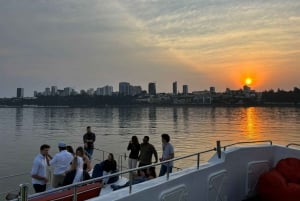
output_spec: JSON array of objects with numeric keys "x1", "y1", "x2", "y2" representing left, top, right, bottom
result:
[{"x1": 33, "y1": 184, "x2": 46, "y2": 193}]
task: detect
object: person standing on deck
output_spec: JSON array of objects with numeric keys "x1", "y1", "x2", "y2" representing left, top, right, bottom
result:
[
  {"x1": 49, "y1": 142, "x2": 73, "y2": 188},
  {"x1": 83, "y1": 126, "x2": 96, "y2": 159},
  {"x1": 127, "y1": 136, "x2": 140, "y2": 170},
  {"x1": 138, "y1": 136, "x2": 158, "y2": 174},
  {"x1": 159, "y1": 133, "x2": 174, "y2": 176},
  {"x1": 31, "y1": 144, "x2": 51, "y2": 193}
]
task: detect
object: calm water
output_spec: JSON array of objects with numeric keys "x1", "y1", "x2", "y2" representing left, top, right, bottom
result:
[{"x1": 0, "y1": 106, "x2": 300, "y2": 195}]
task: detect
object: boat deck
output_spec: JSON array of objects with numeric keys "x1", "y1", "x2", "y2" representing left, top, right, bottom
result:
[{"x1": 243, "y1": 196, "x2": 260, "y2": 201}]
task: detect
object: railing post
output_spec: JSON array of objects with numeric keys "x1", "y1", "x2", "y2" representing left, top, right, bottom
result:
[
  {"x1": 197, "y1": 153, "x2": 200, "y2": 169},
  {"x1": 102, "y1": 151, "x2": 105, "y2": 161},
  {"x1": 129, "y1": 171, "x2": 133, "y2": 194},
  {"x1": 19, "y1": 183, "x2": 28, "y2": 201},
  {"x1": 73, "y1": 185, "x2": 77, "y2": 201},
  {"x1": 216, "y1": 140, "x2": 221, "y2": 159},
  {"x1": 166, "y1": 163, "x2": 170, "y2": 181},
  {"x1": 120, "y1": 155, "x2": 123, "y2": 177}
]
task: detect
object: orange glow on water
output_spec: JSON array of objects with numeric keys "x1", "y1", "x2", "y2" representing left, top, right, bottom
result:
[{"x1": 244, "y1": 107, "x2": 262, "y2": 140}]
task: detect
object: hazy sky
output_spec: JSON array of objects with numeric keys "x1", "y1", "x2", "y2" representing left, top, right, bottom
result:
[{"x1": 0, "y1": 0, "x2": 300, "y2": 97}]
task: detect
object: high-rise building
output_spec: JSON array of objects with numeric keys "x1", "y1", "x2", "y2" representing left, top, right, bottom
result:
[
  {"x1": 45, "y1": 87, "x2": 51, "y2": 96},
  {"x1": 130, "y1": 86, "x2": 142, "y2": 96},
  {"x1": 96, "y1": 86, "x2": 113, "y2": 96},
  {"x1": 119, "y1": 82, "x2": 130, "y2": 96},
  {"x1": 16, "y1": 88, "x2": 24, "y2": 98},
  {"x1": 173, "y1": 81, "x2": 177, "y2": 95},
  {"x1": 103, "y1": 85, "x2": 113, "y2": 96},
  {"x1": 183, "y1": 85, "x2": 188, "y2": 95},
  {"x1": 51, "y1": 86, "x2": 58, "y2": 96},
  {"x1": 148, "y1": 82, "x2": 156, "y2": 95},
  {"x1": 63, "y1": 87, "x2": 72, "y2": 96},
  {"x1": 210, "y1": 87, "x2": 216, "y2": 93}
]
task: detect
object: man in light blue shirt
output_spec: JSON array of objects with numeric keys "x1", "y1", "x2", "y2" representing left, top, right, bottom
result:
[
  {"x1": 159, "y1": 133, "x2": 174, "y2": 176},
  {"x1": 31, "y1": 144, "x2": 51, "y2": 193},
  {"x1": 49, "y1": 142, "x2": 74, "y2": 188}
]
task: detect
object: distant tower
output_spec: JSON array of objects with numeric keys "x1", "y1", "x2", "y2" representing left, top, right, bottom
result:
[
  {"x1": 16, "y1": 88, "x2": 24, "y2": 98},
  {"x1": 148, "y1": 82, "x2": 156, "y2": 95},
  {"x1": 51, "y1": 86, "x2": 58, "y2": 96},
  {"x1": 119, "y1": 82, "x2": 130, "y2": 96},
  {"x1": 210, "y1": 87, "x2": 215, "y2": 93},
  {"x1": 173, "y1": 81, "x2": 177, "y2": 95},
  {"x1": 45, "y1": 87, "x2": 51, "y2": 96},
  {"x1": 183, "y1": 85, "x2": 188, "y2": 95},
  {"x1": 243, "y1": 85, "x2": 251, "y2": 93},
  {"x1": 103, "y1": 85, "x2": 113, "y2": 96},
  {"x1": 63, "y1": 87, "x2": 72, "y2": 96}
]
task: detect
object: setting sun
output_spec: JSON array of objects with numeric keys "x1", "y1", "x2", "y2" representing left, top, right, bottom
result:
[{"x1": 245, "y1": 78, "x2": 252, "y2": 85}]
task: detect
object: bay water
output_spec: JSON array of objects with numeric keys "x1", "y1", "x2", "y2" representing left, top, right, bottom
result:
[{"x1": 0, "y1": 106, "x2": 299, "y2": 196}]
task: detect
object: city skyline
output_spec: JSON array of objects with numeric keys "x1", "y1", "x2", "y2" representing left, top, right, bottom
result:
[
  {"x1": 13, "y1": 81, "x2": 300, "y2": 98},
  {"x1": 0, "y1": 0, "x2": 300, "y2": 98}
]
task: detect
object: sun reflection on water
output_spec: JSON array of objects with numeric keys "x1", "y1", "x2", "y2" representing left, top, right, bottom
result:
[{"x1": 239, "y1": 107, "x2": 263, "y2": 141}]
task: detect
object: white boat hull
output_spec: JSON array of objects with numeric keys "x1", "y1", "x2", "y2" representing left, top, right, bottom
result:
[{"x1": 89, "y1": 144, "x2": 300, "y2": 201}]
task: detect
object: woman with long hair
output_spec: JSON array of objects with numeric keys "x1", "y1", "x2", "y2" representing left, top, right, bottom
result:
[
  {"x1": 63, "y1": 156, "x2": 90, "y2": 186},
  {"x1": 127, "y1": 136, "x2": 140, "y2": 170},
  {"x1": 75, "y1": 146, "x2": 91, "y2": 172}
]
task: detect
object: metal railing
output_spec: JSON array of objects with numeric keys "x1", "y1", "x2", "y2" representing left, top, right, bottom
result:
[
  {"x1": 286, "y1": 143, "x2": 300, "y2": 148},
  {"x1": 10, "y1": 140, "x2": 287, "y2": 200},
  {"x1": 0, "y1": 147, "x2": 126, "y2": 200},
  {"x1": 223, "y1": 140, "x2": 272, "y2": 151},
  {"x1": 17, "y1": 141, "x2": 222, "y2": 200},
  {"x1": 93, "y1": 147, "x2": 127, "y2": 173}
]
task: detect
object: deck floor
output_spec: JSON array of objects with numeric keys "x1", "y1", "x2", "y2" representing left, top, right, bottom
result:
[{"x1": 242, "y1": 196, "x2": 261, "y2": 201}]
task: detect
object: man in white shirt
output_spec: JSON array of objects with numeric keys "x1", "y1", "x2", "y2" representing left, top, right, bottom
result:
[
  {"x1": 31, "y1": 144, "x2": 51, "y2": 193},
  {"x1": 49, "y1": 142, "x2": 74, "y2": 188},
  {"x1": 159, "y1": 133, "x2": 174, "y2": 176}
]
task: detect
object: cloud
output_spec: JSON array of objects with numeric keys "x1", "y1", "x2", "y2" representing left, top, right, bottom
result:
[{"x1": 0, "y1": 0, "x2": 299, "y2": 97}]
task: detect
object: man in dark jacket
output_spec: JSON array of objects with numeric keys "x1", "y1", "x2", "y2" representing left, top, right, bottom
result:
[
  {"x1": 83, "y1": 126, "x2": 96, "y2": 159},
  {"x1": 138, "y1": 136, "x2": 158, "y2": 174}
]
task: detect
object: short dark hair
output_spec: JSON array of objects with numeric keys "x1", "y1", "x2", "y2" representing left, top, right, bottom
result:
[
  {"x1": 87, "y1": 126, "x2": 91, "y2": 129},
  {"x1": 161, "y1": 133, "x2": 170, "y2": 142},
  {"x1": 59, "y1": 146, "x2": 67, "y2": 151},
  {"x1": 40, "y1": 144, "x2": 50, "y2": 151},
  {"x1": 144, "y1": 136, "x2": 149, "y2": 141}
]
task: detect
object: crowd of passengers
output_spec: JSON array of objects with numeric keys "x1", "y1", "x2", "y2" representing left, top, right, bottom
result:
[{"x1": 30, "y1": 126, "x2": 174, "y2": 193}]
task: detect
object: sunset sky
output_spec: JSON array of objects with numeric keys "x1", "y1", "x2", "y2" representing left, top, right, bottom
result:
[{"x1": 0, "y1": 0, "x2": 299, "y2": 97}]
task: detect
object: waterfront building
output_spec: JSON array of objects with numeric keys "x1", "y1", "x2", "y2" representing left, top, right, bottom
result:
[
  {"x1": 45, "y1": 87, "x2": 51, "y2": 96},
  {"x1": 210, "y1": 87, "x2": 216, "y2": 94},
  {"x1": 16, "y1": 88, "x2": 24, "y2": 98},
  {"x1": 95, "y1": 88, "x2": 101, "y2": 96},
  {"x1": 183, "y1": 85, "x2": 188, "y2": 95},
  {"x1": 148, "y1": 82, "x2": 156, "y2": 95},
  {"x1": 119, "y1": 82, "x2": 130, "y2": 96},
  {"x1": 51, "y1": 86, "x2": 58, "y2": 96},
  {"x1": 63, "y1": 87, "x2": 73, "y2": 96},
  {"x1": 80, "y1": 89, "x2": 86, "y2": 95},
  {"x1": 130, "y1": 86, "x2": 142, "y2": 96},
  {"x1": 103, "y1": 85, "x2": 113, "y2": 96},
  {"x1": 173, "y1": 81, "x2": 177, "y2": 95},
  {"x1": 243, "y1": 85, "x2": 251, "y2": 93},
  {"x1": 192, "y1": 90, "x2": 212, "y2": 104},
  {"x1": 95, "y1": 86, "x2": 113, "y2": 96},
  {"x1": 87, "y1": 88, "x2": 95, "y2": 96}
]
